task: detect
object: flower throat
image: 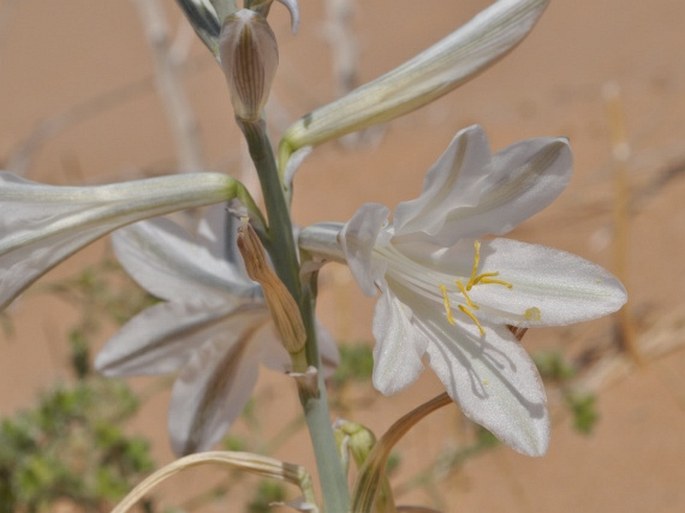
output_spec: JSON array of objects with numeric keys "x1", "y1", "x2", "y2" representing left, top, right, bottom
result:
[{"x1": 439, "y1": 240, "x2": 512, "y2": 336}]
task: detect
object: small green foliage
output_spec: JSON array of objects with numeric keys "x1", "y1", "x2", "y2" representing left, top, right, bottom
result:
[
  {"x1": 69, "y1": 328, "x2": 91, "y2": 379},
  {"x1": 247, "y1": 480, "x2": 286, "y2": 513},
  {"x1": 533, "y1": 350, "x2": 600, "y2": 435},
  {"x1": 565, "y1": 392, "x2": 599, "y2": 435},
  {"x1": 385, "y1": 452, "x2": 401, "y2": 476},
  {"x1": 533, "y1": 350, "x2": 576, "y2": 382},
  {"x1": 473, "y1": 426, "x2": 499, "y2": 449},
  {"x1": 332, "y1": 342, "x2": 374, "y2": 387},
  {"x1": 0, "y1": 257, "x2": 161, "y2": 512},
  {"x1": 241, "y1": 397, "x2": 259, "y2": 427},
  {"x1": 223, "y1": 434, "x2": 249, "y2": 452},
  {"x1": 0, "y1": 378, "x2": 153, "y2": 513}
]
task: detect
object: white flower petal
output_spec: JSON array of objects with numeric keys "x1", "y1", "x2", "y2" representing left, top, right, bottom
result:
[
  {"x1": 168, "y1": 309, "x2": 270, "y2": 455},
  {"x1": 401, "y1": 237, "x2": 627, "y2": 326},
  {"x1": 95, "y1": 301, "x2": 266, "y2": 376},
  {"x1": 0, "y1": 172, "x2": 234, "y2": 311},
  {"x1": 339, "y1": 203, "x2": 390, "y2": 296},
  {"x1": 395, "y1": 127, "x2": 572, "y2": 245},
  {"x1": 257, "y1": 316, "x2": 339, "y2": 376},
  {"x1": 475, "y1": 238, "x2": 627, "y2": 325},
  {"x1": 371, "y1": 288, "x2": 427, "y2": 395},
  {"x1": 393, "y1": 125, "x2": 492, "y2": 237},
  {"x1": 253, "y1": 316, "x2": 339, "y2": 377},
  {"x1": 113, "y1": 217, "x2": 256, "y2": 303},
  {"x1": 254, "y1": 322, "x2": 292, "y2": 372},
  {"x1": 198, "y1": 204, "x2": 232, "y2": 259},
  {"x1": 420, "y1": 315, "x2": 549, "y2": 456},
  {"x1": 438, "y1": 137, "x2": 571, "y2": 244},
  {"x1": 200, "y1": 204, "x2": 253, "y2": 279}
]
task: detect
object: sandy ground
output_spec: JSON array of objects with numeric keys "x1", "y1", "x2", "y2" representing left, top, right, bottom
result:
[{"x1": 1, "y1": 1, "x2": 685, "y2": 512}]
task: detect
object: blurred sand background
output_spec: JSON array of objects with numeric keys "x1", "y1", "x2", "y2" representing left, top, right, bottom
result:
[{"x1": 1, "y1": 1, "x2": 685, "y2": 512}]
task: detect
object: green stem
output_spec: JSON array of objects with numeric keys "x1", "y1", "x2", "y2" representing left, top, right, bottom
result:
[
  {"x1": 238, "y1": 118, "x2": 300, "y2": 294},
  {"x1": 237, "y1": 118, "x2": 350, "y2": 513}
]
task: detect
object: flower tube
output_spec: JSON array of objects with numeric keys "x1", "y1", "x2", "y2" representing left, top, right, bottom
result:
[
  {"x1": 0, "y1": 172, "x2": 252, "y2": 311},
  {"x1": 280, "y1": 0, "x2": 549, "y2": 167}
]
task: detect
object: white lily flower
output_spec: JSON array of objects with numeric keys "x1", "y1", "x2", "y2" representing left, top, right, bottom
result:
[
  {"x1": 280, "y1": 0, "x2": 549, "y2": 159},
  {"x1": 95, "y1": 210, "x2": 339, "y2": 455},
  {"x1": 299, "y1": 125, "x2": 627, "y2": 456},
  {"x1": 0, "y1": 172, "x2": 240, "y2": 311}
]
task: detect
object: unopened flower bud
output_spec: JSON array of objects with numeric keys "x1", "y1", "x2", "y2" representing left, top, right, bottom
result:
[{"x1": 219, "y1": 9, "x2": 278, "y2": 121}]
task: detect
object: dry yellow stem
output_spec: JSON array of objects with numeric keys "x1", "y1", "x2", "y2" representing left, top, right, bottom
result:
[
  {"x1": 111, "y1": 451, "x2": 317, "y2": 513},
  {"x1": 603, "y1": 82, "x2": 641, "y2": 365}
]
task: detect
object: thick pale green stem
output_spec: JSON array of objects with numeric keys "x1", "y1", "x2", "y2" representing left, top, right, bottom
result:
[
  {"x1": 298, "y1": 298, "x2": 350, "y2": 513},
  {"x1": 238, "y1": 118, "x2": 300, "y2": 291},
  {"x1": 237, "y1": 118, "x2": 350, "y2": 513}
]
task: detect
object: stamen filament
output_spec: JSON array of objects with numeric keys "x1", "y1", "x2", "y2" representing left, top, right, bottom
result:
[
  {"x1": 469, "y1": 271, "x2": 499, "y2": 288},
  {"x1": 458, "y1": 305, "x2": 485, "y2": 336},
  {"x1": 439, "y1": 284, "x2": 456, "y2": 325},
  {"x1": 455, "y1": 280, "x2": 478, "y2": 309}
]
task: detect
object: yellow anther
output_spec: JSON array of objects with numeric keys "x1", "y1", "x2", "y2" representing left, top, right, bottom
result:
[
  {"x1": 439, "y1": 284, "x2": 457, "y2": 325},
  {"x1": 478, "y1": 275, "x2": 513, "y2": 289},
  {"x1": 458, "y1": 305, "x2": 485, "y2": 336},
  {"x1": 524, "y1": 307, "x2": 542, "y2": 321},
  {"x1": 455, "y1": 280, "x2": 478, "y2": 309},
  {"x1": 467, "y1": 240, "x2": 482, "y2": 289}
]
